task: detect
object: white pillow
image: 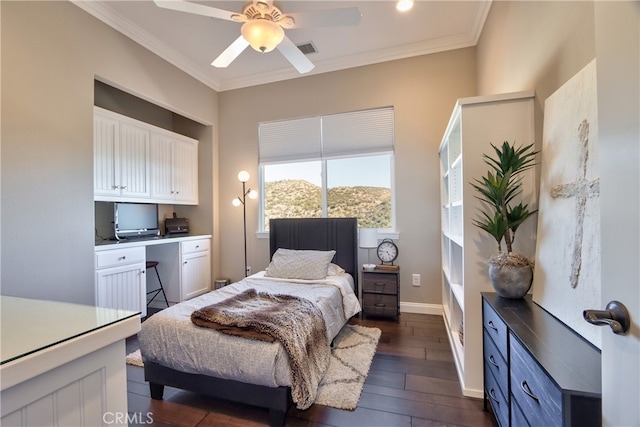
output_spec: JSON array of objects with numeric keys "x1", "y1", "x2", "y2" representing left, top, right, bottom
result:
[
  {"x1": 265, "y1": 248, "x2": 336, "y2": 280},
  {"x1": 327, "y1": 263, "x2": 345, "y2": 276}
]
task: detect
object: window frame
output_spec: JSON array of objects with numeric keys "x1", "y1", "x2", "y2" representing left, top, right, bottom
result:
[
  {"x1": 258, "y1": 153, "x2": 397, "y2": 236},
  {"x1": 256, "y1": 107, "x2": 398, "y2": 239}
]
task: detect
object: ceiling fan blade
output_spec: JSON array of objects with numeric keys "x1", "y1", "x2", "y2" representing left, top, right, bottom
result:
[
  {"x1": 285, "y1": 7, "x2": 361, "y2": 28},
  {"x1": 277, "y1": 36, "x2": 314, "y2": 74},
  {"x1": 212, "y1": 36, "x2": 250, "y2": 68},
  {"x1": 153, "y1": 0, "x2": 243, "y2": 22}
]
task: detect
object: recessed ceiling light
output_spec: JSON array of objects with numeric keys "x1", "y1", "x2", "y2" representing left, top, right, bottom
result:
[{"x1": 396, "y1": 0, "x2": 414, "y2": 12}]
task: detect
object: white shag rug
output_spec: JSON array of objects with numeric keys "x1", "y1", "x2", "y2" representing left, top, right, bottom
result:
[{"x1": 126, "y1": 323, "x2": 380, "y2": 411}]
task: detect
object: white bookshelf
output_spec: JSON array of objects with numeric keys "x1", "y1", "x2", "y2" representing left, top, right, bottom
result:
[{"x1": 438, "y1": 91, "x2": 537, "y2": 397}]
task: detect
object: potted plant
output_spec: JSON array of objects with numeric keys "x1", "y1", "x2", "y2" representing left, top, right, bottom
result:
[{"x1": 471, "y1": 141, "x2": 538, "y2": 298}]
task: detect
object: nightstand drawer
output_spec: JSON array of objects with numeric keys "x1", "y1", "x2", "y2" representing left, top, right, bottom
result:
[
  {"x1": 362, "y1": 273, "x2": 398, "y2": 294},
  {"x1": 483, "y1": 299, "x2": 508, "y2": 360},
  {"x1": 363, "y1": 293, "x2": 398, "y2": 317},
  {"x1": 483, "y1": 330, "x2": 508, "y2": 394},
  {"x1": 510, "y1": 333, "x2": 562, "y2": 426}
]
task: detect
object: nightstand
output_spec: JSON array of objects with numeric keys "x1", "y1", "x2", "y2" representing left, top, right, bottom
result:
[{"x1": 362, "y1": 268, "x2": 400, "y2": 321}]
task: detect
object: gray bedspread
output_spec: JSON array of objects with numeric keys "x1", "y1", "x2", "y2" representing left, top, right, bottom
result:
[{"x1": 138, "y1": 272, "x2": 360, "y2": 389}]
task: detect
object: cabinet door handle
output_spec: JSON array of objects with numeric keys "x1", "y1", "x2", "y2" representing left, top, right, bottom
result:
[
  {"x1": 520, "y1": 380, "x2": 539, "y2": 402},
  {"x1": 488, "y1": 388, "x2": 500, "y2": 404},
  {"x1": 488, "y1": 354, "x2": 499, "y2": 368},
  {"x1": 487, "y1": 320, "x2": 498, "y2": 331},
  {"x1": 184, "y1": 261, "x2": 188, "y2": 265}
]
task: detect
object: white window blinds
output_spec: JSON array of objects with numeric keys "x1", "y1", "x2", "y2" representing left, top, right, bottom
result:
[{"x1": 259, "y1": 107, "x2": 394, "y2": 164}]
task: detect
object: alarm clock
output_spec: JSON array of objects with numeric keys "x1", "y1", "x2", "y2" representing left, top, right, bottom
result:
[{"x1": 376, "y1": 239, "x2": 398, "y2": 265}]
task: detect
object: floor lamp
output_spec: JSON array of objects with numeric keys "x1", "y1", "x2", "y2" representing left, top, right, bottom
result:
[
  {"x1": 359, "y1": 228, "x2": 378, "y2": 271},
  {"x1": 232, "y1": 170, "x2": 258, "y2": 277}
]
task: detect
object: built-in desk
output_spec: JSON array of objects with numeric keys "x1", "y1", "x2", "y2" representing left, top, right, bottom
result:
[
  {"x1": 95, "y1": 234, "x2": 212, "y2": 315},
  {"x1": 1, "y1": 296, "x2": 140, "y2": 426}
]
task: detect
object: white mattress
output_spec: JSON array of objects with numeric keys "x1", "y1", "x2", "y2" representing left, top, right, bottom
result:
[{"x1": 138, "y1": 272, "x2": 361, "y2": 388}]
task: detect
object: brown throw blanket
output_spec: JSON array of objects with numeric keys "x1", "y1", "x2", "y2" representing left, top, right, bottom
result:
[{"x1": 190, "y1": 289, "x2": 330, "y2": 410}]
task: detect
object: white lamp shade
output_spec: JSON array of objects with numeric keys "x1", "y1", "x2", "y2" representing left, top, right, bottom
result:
[
  {"x1": 359, "y1": 228, "x2": 378, "y2": 248},
  {"x1": 237, "y1": 170, "x2": 250, "y2": 182}
]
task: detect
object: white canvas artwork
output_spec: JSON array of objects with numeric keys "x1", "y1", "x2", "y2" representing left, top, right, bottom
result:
[{"x1": 533, "y1": 59, "x2": 601, "y2": 348}]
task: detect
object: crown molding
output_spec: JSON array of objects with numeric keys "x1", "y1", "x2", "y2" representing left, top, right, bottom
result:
[{"x1": 71, "y1": 0, "x2": 222, "y2": 91}]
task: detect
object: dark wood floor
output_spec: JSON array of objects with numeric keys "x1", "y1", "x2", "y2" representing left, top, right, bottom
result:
[{"x1": 126, "y1": 312, "x2": 496, "y2": 427}]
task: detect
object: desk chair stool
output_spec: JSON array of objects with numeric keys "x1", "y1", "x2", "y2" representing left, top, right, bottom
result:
[{"x1": 146, "y1": 261, "x2": 169, "y2": 308}]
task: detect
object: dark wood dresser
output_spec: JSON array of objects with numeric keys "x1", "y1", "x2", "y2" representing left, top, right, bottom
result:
[{"x1": 482, "y1": 293, "x2": 601, "y2": 426}]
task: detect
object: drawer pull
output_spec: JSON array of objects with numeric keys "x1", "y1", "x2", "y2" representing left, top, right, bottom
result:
[
  {"x1": 488, "y1": 354, "x2": 499, "y2": 368},
  {"x1": 487, "y1": 320, "x2": 498, "y2": 331},
  {"x1": 488, "y1": 388, "x2": 500, "y2": 404},
  {"x1": 374, "y1": 303, "x2": 386, "y2": 308},
  {"x1": 520, "y1": 380, "x2": 540, "y2": 402},
  {"x1": 118, "y1": 256, "x2": 126, "y2": 261}
]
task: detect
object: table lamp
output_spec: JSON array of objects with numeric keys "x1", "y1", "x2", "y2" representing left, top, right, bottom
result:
[{"x1": 359, "y1": 228, "x2": 378, "y2": 271}]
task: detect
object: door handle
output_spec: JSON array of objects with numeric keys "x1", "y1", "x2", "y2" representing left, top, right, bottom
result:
[{"x1": 583, "y1": 300, "x2": 630, "y2": 335}]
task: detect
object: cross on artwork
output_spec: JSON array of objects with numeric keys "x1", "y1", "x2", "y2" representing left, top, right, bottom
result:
[{"x1": 550, "y1": 119, "x2": 600, "y2": 288}]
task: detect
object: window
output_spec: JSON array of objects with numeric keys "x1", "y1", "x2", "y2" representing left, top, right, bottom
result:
[{"x1": 259, "y1": 107, "x2": 395, "y2": 231}]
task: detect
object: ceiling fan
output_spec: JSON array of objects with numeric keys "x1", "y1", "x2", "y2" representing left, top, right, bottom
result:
[{"x1": 153, "y1": 0, "x2": 362, "y2": 74}]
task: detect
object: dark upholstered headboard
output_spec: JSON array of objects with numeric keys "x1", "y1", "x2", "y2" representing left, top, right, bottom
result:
[{"x1": 269, "y1": 218, "x2": 358, "y2": 295}]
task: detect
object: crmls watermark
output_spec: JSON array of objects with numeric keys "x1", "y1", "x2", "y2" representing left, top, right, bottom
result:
[{"x1": 103, "y1": 412, "x2": 153, "y2": 425}]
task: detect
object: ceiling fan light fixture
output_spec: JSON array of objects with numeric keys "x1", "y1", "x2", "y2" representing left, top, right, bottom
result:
[
  {"x1": 241, "y1": 19, "x2": 285, "y2": 53},
  {"x1": 396, "y1": 0, "x2": 414, "y2": 12}
]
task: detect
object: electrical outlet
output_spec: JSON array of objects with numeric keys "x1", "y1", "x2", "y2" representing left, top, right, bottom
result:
[
  {"x1": 246, "y1": 266, "x2": 252, "y2": 276},
  {"x1": 412, "y1": 273, "x2": 421, "y2": 287}
]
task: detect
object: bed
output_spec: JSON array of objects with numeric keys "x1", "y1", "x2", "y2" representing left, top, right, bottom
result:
[{"x1": 139, "y1": 218, "x2": 360, "y2": 426}]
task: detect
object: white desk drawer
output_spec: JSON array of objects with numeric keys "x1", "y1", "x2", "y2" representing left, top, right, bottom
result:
[
  {"x1": 95, "y1": 247, "x2": 145, "y2": 269},
  {"x1": 181, "y1": 239, "x2": 210, "y2": 254}
]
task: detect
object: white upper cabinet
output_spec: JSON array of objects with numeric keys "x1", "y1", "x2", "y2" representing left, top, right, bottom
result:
[
  {"x1": 150, "y1": 130, "x2": 198, "y2": 205},
  {"x1": 94, "y1": 108, "x2": 150, "y2": 200},
  {"x1": 94, "y1": 107, "x2": 198, "y2": 205}
]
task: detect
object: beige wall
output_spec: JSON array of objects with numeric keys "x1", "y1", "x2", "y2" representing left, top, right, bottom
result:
[
  {"x1": 477, "y1": 1, "x2": 595, "y2": 143},
  {"x1": 218, "y1": 49, "x2": 477, "y2": 306},
  {"x1": 1, "y1": 1, "x2": 218, "y2": 304}
]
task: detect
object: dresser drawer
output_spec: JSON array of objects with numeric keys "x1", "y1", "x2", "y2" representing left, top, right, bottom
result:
[
  {"x1": 362, "y1": 273, "x2": 398, "y2": 294},
  {"x1": 363, "y1": 293, "x2": 398, "y2": 317},
  {"x1": 484, "y1": 361, "x2": 509, "y2": 427},
  {"x1": 95, "y1": 246, "x2": 145, "y2": 269},
  {"x1": 510, "y1": 333, "x2": 562, "y2": 426},
  {"x1": 181, "y1": 239, "x2": 210, "y2": 254},
  {"x1": 511, "y1": 399, "x2": 529, "y2": 427},
  {"x1": 483, "y1": 298, "x2": 508, "y2": 360},
  {"x1": 483, "y1": 330, "x2": 508, "y2": 394}
]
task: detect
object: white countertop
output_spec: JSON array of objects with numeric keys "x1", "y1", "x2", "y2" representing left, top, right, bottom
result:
[
  {"x1": 95, "y1": 233, "x2": 211, "y2": 250},
  {"x1": 1, "y1": 296, "x2": 139, "y2": 365},
  {"x1": 1, "y1": 296, "x2": 140, "y2": 389}
]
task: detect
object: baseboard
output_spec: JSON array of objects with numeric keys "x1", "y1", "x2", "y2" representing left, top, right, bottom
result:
[{"x1": 400, "y1": 302, "x2": 442, "y2": 316}]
